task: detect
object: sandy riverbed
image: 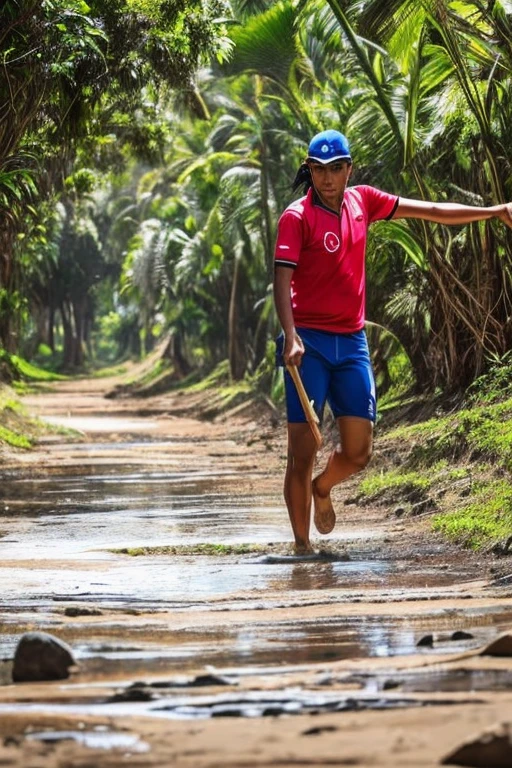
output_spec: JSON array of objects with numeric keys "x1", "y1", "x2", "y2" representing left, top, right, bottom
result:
[{"x1": 1, "y1": 375, "x2": 512, "y2": 767}]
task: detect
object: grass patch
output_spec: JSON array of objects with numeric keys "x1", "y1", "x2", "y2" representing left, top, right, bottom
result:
[
  {"x1": 0, "y1": 424, "x2": 32, "y2": 449},
  {"x1": 0, "y1": 384, "x2": 34, "y2": 448},
  {"x1": 359, "y1": 468, "x2": 431, "y2": 501},
  {"x1": 465, "y1": 352, "x2": 512, "y2": 406},
  {"x1": 186, "y1": 360, "x2": 231, "y2": 393},
  {"x1": 180, "y1": 360, "x2": 253, "y2": 416},
  {"x1": 121, "y1": 358, "x2": 171, "y2": 389},
  {"x1": 0, "y1": 350, "x2": 67, "y2": 382},
  {"x1": 112, "y1": 542, "x2": 277, "y2": 557},
  {"x1": 432, "y1": 481, "x2": 512, "y2": 551},
  {"x1": 383, "y1": 397, "x2": 512, "y2": 469},
  {"x1": 91, "y1": 364, "x2": 128, "y2": 379},
  {"x1": 367, "y1": 393, "x2": 512, "y2": 545},
  {"x1": 0, "y1": 382, "x2": 76, "y2": 449}
]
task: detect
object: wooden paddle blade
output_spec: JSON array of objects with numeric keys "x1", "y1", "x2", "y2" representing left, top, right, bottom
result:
[{"x1": 286, "y1": 364, "x2": 322, "y2": 448}]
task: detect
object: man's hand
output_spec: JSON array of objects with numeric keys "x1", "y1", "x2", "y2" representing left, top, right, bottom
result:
[
  {"x1": 497, "y1": 203, "x2": 512, "y2": 229},
  {"x1": 283, "y1": 330, "x2": 305, "y2": 367}
]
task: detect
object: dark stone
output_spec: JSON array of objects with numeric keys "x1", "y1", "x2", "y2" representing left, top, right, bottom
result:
[
  {"x1": 110, "y1": 682, "x2": 155, "y2": 702},
  {"x1": 302, "y1": 725, "x2": 338, "y2": 736},
  {"x1": 410, "y1": 499, "x2": 436, "y2": 516},
  {"x1": 190, "y1": 673, "x2": 234, "y2": 687},
  {"x1": 451, "y1": 630, "x2": 474, "y2": 641},
  {"x1": 416, "y1": 633, "x2": 434, "y2": 647},
  {"x1": 12, "y1": 632, "x2": 76, "y2": 683},
  {"x1": 3, "y1": 736, "x2": 21, "y2": 747},
  {"x1": 210, "y1": 708, "x2": 243, "y2": 717},
  {"x1": 64, "y1": 607, "x2": 103, "y2": 617},
  {"x1": 314, "y1": 673, "x2": 334, "y2": 686},
  {"x1": 481, "y1": 632, "x2": 512, "y2": 657},
  {"x1": 441, "y1": 723, "x2": 512, "y2": 766},
  {"x1": 492, "y1": 535, "x2": 512, "y2": 557}
]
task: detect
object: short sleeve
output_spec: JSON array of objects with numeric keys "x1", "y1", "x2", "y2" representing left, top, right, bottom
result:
[
  {"x1": 274, "y1": 209, "x2": 303, "y2": 269},
  {"x1": 357, "y1": 185, "x2": 399, "y2": 223}
]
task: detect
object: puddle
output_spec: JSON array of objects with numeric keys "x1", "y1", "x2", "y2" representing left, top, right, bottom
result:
[
  {"x1": 361, "y1": 668, "x2": 512, "y2": 694},
  {"x1": 0, "y1": 690, "x2": 479, "y2": 721},
  {"x1": 26, "y1": 728, "x2": 149, "y2": 752},
  {"x1": 43, "y1": 416, "x2": 160, "y2": 432},
  {"x1": 2, "y1": 429, "x2": 512, "y2": 701},
  {"x1": 3, "y1": 606, "x2": 512, "y2": 678},
  {"x1": 76, "y1": 607, "x2": 512, "y2": 671},
  {"x1": 148, "y1": 689, "x2": 460, "y2": 718}
]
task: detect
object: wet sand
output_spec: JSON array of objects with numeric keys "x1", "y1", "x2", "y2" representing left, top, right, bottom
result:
[{"x1": 1, "y1": 375, "x2": 512, "y2": 766}]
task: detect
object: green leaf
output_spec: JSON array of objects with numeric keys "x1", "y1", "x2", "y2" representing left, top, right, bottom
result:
[{"x1": 378, "y1": 220, "x2": 428, "y2": 270}]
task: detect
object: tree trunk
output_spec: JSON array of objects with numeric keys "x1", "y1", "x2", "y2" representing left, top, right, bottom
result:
[
  {"x1": 163, "y1": 332, "x2": 191, "y2": 378},
  {"x1": 60, "y1": 300, "x2": 76, "y2": 370},
  {"x1": 228, "y1": 251, "x2": 247, "y2": 381},
  {"x1": 72, "y1": 297, "x2": 87, "y2": 368},
  {"x1": 0, "y1": 232, "x2": 16, "y2": 352}
]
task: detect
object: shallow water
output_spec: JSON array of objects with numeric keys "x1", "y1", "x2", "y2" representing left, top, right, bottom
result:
[
  {"x1": 25, "y1": 728, "x2": 150, "y2": 752},
  {"x1": 0, "y1": 690, "x2": 461, "y2": 721},
  {"x1": 1, "y1": 429, "x2": 510, "y2": 681}
]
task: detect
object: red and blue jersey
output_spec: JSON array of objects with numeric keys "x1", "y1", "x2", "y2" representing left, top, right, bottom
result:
[{"x1": 274, "y1": 185, "x2": 399, "y2": 333}]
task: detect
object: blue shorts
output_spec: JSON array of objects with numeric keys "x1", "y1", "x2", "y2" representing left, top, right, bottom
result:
[{"x1": 275, "y1": 328, "x2": 376, "y2": 423}]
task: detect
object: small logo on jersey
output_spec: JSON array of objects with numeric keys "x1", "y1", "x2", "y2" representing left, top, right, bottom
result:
[{"x1": 324, "y1": 232, "x2": 340, "y2": 252}]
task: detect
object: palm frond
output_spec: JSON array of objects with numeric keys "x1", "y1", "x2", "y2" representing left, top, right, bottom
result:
[
  {"x1": 223, "y1": 0, "x2": 314, "y2": 99},
  {"x1": 357, "y1": 0, "x2": 423, "y2": 47},
  {"x1": 376, "y1": 220, "x2": 428, "y2": 270}
]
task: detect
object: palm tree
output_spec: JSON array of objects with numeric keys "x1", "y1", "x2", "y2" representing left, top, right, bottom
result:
[
  {"x1": 316, "y1": 0, "x2": 512, "y2": 390},
  {"x1": 0, "y1": 0, "x2": 233, "y2": 361}
]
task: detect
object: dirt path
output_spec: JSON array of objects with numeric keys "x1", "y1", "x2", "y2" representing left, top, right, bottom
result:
[{"x1": 1, "y1": 376, "x2": 512, "y2": 767}]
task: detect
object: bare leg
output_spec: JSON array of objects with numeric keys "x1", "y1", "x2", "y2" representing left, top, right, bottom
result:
[
  {"x1": 284, "y1": 423, "x2": 318, "y2": 553},
  {"x1": 312, "y1": 416, "x2": 373, "y2": 534}
]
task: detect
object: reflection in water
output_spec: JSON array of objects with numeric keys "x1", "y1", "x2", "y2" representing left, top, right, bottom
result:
[
  {"x1": 282, "y1": 560, "x2": 389, "y2": 592},
  {"x1": 357, "y1": 667, "x2": 512, "y2": 694}
]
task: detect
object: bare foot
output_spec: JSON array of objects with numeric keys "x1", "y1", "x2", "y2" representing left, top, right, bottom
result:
[
  {"x1": 294, "y1": 542, "x2": 314, "y2": 555},
  {"x1": 312, "y1": 478, "x2": 336, "y2": 534}
]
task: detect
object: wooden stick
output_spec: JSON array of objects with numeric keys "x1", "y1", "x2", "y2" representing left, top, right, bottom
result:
[{"x1": 286, "y1": 364, "x2": 322, "y2": 448}]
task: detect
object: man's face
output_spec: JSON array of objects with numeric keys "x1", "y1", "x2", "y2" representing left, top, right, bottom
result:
[{"x1": 308, "y1": 160, "x2": 352, "y2": 209}]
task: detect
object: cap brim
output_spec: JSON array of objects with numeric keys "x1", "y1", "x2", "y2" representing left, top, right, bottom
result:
[{"x1": 307, "y1": 154, "x2": 351, "y2": 164}]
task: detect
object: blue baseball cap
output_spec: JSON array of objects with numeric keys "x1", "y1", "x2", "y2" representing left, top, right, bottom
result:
[{"x1": 307, "y1": 130, "x2": 351, "y2": 164}]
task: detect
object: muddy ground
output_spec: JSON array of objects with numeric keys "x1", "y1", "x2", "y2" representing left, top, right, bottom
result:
[{"x1": 1, "y1": 374, "x2": 512, "y2": 767}]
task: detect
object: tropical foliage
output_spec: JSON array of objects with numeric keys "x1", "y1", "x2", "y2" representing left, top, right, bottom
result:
[{"x1": 2, "y1": 0, "x2": 512, "y2": 394}]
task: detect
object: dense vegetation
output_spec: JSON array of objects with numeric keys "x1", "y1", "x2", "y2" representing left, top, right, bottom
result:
[
  {"x1": 2, "y1": 0, "x2": 512, "y2": 554},
  {"x1": 2, "y1": 0, "x2": 512, "y2": 396}
]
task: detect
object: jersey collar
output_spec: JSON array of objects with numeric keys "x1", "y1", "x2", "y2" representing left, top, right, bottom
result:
[{"x1": 311, "y1": 188, "x2": 342, "y2": 216}]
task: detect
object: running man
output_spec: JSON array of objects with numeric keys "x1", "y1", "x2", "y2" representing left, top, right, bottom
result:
[{"x1": 274, "y1": 129, "x2": 512, "y2": 554}]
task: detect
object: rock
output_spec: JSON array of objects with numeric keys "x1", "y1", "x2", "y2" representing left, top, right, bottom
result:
[
  {"x1": 12, "y1": 632, "x2": 77, "y2": 682},
  {"x1": 302, "y1": 725, "x2": 338, "y2": 736},
  {"x1": 314, "y1": 672, "x2": 334, "y2": 686},
  {"x1": 64, "y1": 606, "x2": 103, "y2": 617},
  {"x1": 481, "y1": 632, "x2": 512, "y2": 657},
  {"x1": 491, "y1": 536, "x2": 512, "y2": 556},
  {"x1": 189, "y1": 673, "x2": 235, "y2": 687},
  {"x1": 441, "y1": 722, "x2": 512, "y2": 766},
  {"x1": 416, "y1": 633, "x2": 434, "y2": 647},
  {"x1": 110, "y1": 682, "x2": 155, "y2": 702},
  {"x1": 410, "y1": 498, "x2": 435, "y2": 516},
  {"x1": 451, "y1": 630, "x2": 474, "y2": 641}
]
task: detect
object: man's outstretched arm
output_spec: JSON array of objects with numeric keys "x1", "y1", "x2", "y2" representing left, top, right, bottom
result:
[{"x1": 393, "y1": 198, "x2": 512, "y2": 228}]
